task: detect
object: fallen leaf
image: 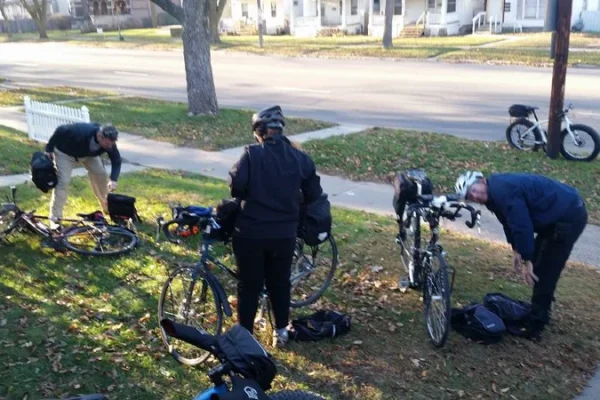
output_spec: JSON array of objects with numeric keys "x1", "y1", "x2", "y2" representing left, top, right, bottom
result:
[
  {"x1": 411, "y1": 358, "x2": 420, "y2": 368},
  {"x1": 501, "y1": 387, "x2": 510, "y2": 393},
  {"x1": 0, "y1": 319, "x2": 6, "y2": 327},
  {"x1": 458, "y1": 390, "x2": 465, "y2": 397},
  {"x1": 370, "y1": 265, "x2": 384, "y2": 273},
  {"x1": 352, "y1": 340, "x2": 363, "y2": 345}
]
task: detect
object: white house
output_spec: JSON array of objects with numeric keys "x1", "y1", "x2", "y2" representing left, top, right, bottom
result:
[{"x1": 223, "y1": 0, "x2": 600, "y2": 37}]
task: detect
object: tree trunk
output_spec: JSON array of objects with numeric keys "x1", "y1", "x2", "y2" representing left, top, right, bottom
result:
[
  {"x1": 0, "y1": 4, "x2": 12, "y2": 38},
  {"x1": 382, "y1": 0, "x2": 394, "y2": 48},
  {"x1": 182, "y1": 0, "x2": 219, "y2": 115},
  {"x1": 35, "y1": 17, "x2": 48, "y2": 39},
  {"x1": 257, "y1": 0, "x2": 263, "y2": 48},
  {"x1": 209, "y1": 2, "x2": 221, "y2": 43}
]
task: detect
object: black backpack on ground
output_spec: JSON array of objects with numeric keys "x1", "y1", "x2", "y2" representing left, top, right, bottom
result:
[
  {"x1": 299, "y1": 193, "x2": 332, "y2": 246},
  {"x1": 289, "y1": 310, "x2": 351, "y2": 342},
  {"x1": 217, "y1": 324, "x2": 277, "y2": 391},
  {"x1": 30, "y1": 151, "x2": 58, "y2": 193},
  {"x1": 483, "y1": 292, "x2": 532, "y2": 337},
  {"x1": 450, "y1": 303, "x2": 506, "y2": 344},
  {"x1": 392, "y1": 169, "x2": 433, "y2": 224}
]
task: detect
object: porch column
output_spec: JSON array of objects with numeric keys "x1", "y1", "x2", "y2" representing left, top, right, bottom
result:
[
  {"x1": 368, "y1": 0, "x2": 373, "y2": 32},
  {"x1": 317, "y1": 0, "x2": 321, "y2": 26},
  {"x1": 290, "y1": 0, "x2": 295, "y2": 35},
  {"x1": 440, "y1": 0, "x2": 447, "y2": 24},
  {"x1": 342, "y1": 0, "x2": 347, "y2": 28}
]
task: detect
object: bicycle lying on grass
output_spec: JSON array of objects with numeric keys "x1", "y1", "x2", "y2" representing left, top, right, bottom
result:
[
  {"x1": 157, "y1": 203, "x2": 338, "y2": 366},
  {"x1": 394, "y1": 169, "x2": 481, "y2": 348},
  {"x1": 160, "y1": 318, "x2": 325, "y2": 400},
  {"x1": 0, "y1": 186, "x2": 139, "y2": 256},
  {"x1": 506, "y1": 103, "x2": 600, "y2": 162}
]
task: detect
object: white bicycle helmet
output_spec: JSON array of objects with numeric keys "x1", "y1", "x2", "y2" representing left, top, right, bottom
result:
[{"x1": 455, "y1": 171, "x2": 484, "y2": 199}]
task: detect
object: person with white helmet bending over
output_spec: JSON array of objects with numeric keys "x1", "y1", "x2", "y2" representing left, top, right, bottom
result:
[{"x1": 454, "y1": 171, "x2": 587, "y2": 341}]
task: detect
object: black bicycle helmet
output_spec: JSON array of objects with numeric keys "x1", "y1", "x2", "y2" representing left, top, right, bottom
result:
[
  {"x1": 101, "y1": 124, "x2": 119, "y2": 141},
  {"x1": 251, "y1": 105, "x2": 285, "y2": 132}
]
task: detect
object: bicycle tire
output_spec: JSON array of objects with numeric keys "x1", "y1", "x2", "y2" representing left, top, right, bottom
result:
[
  {"x1": 410, "y1": 211, "x2": 422, "y2": 289},
  {"x1": 505, "y1": 118, "x2": 542, "y2": 152},
  {"x1": 290, "y1": 234, "x2": 339, "y2": 308},
  {"x1": 269, "y1": 390, "x2": 326, "y2": 400},
  {"x1": 158, "y1": 265, "x2": 223, "y2": 366},
  {"x1": 423, "y1": 251, "x2": 451, "y2": 348},
  {"x1": 560, "y1": 124, "x2": 600, "y2": 162},
  {"x1": 61, "y1": 225, "x2": 138, "y2": 256},
  {"x1": 162, "y1": 217, "x2": 201, "y2": 245}
]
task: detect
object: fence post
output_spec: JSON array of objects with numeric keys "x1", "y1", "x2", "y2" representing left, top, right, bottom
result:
[
  {"x1": 82, "y1": 105, "x2": 90, "y2": 123},
  {"x1": 24, "y1": 96, "x2": 35, "y2": 140}
]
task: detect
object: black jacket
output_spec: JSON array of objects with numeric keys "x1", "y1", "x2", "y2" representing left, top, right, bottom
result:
[
  {"x1": 485, "y1": 173, "x2": 583, "y2": 262},
  {"x1": 228, "y1": 134, "x2": 323, "y2": 239},
  {"x1": 45, "y1": 122, "x2": 122, "y2": 182}
]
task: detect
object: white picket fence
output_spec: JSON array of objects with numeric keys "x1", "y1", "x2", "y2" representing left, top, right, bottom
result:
[{"x1": 24, "y1": 96, "x2": 90, "y2": 143}]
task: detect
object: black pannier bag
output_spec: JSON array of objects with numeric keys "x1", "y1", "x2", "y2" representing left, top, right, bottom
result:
[
  {"x1": 483, "y1": 292, "x2": 532, "y2": 337},
  {"x1": 107, "y1": 193, "x2": 141, "y2": 223},
  {"x1": 30, "y1": 151, "x2": 58, "y2": 193},
  {"x1": 215, "y1": 198, "x2": 241, "y2": 242},
  {"x1": 450, "y1": 303, "x2": 506, "y2": 344},
  {"x1": 508, "y1": 104, "x2": 533, "y2": 118},
  {"x1": 217, "y1": 324, "x2": 277, "y2": 391},
  {"x1": 392, "y1": 169, "x2": 433, "y2": 222},
  {"x1": 289, "y1": 310, "x2": 351, "y2": 342},
  {"x1": 299, "y1": 193, "x2": 332, "y2": 246}
]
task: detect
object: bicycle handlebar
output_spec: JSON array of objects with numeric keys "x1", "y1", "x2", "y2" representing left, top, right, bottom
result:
[{"x1": 408, "y1": 194, "x2": 481, "y2": 230}]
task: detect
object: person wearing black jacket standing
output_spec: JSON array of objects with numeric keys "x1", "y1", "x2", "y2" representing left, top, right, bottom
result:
[
  {"x1": 455, "y1": 171, "x2": 588, "y2": 341},
  {"x1": 45, "y1": 122, "x2": 122, "y2": 227},
  {"x1": 228, "y1": 105, "x2": 323, "y2": 347}
]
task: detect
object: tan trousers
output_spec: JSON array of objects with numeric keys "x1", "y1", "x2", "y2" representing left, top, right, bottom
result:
[{"x1": 49, "y1": 149, "x2": 109, "y2": 220}]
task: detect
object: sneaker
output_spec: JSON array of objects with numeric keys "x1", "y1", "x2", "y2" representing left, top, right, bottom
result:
[{"x1": 272, "y1": 328, "x2": 289, "y2": 348}]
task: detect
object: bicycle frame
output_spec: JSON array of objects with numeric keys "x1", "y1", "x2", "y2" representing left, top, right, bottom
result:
[{"x1": 519, "y1": 108, "x2": 580, "y2": 147}]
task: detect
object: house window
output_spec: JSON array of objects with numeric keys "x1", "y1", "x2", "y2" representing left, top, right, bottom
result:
[
  {"x1": 427, "y1": 0, "x2": 436, "y2": 9},
  {"x1": 100, "y1": 0, "x2": 108, "y2": 15},
  {"x1": 351, "y1": 0, "x2": 357, "y2": 14},
  {"x1": 241, "y1": 3, "x2": 248, "y2": 17},
  {"x1": 373, "y1": 0, "x2": 380, "y2": 13},
  {"x1": 447, "y1": 0, "x2": 456, "y2": 13},
  {"x1": 524, "y1": 0, "x2": 546, "y2": 19},
  {"x1": 92, "y1": 1, "x2": 99, "y2": 15},
  {"x1": 394, "y1": 0, "x2": 402, "y2": 14},
  {"x1": 271, "y1": 2, "x2": 276, "y2": 17}
]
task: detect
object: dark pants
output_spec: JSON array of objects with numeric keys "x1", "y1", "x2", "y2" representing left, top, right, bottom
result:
[
  {"x1": 232, "y1": 236, "x2": 296, "y2": 334},
  {"x1": 530, "y1": 199, "x2": 588, "y2": 327}
]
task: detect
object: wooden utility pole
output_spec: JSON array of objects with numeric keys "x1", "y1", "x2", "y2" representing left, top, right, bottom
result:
[{"x1": 546, "y1": 0, "x2": 573, "y2": 159}]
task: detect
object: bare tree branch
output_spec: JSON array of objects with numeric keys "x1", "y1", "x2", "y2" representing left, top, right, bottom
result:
[{"x1": 150, "y1": 0, "x2": 184, "y2": 23}]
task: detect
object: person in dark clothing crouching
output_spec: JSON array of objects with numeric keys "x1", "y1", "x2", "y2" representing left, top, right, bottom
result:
[
  {"x1": 228, "y1": 105, "x2": 323, "y2": 347},
  {"x1": 455, "y1": 171, "x2": 588, "y2": 341}
]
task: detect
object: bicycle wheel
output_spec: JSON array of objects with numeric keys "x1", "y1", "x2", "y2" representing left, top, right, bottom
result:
[
  {"x1": 158, "y1": 265, "x2": 223, "y2": 366},
  {"x1": 290, "y1": 235, "x2": 338, "y2": 308},
  {"x1": 62, "y1": 225, "x2": 138, "y2": 256},
  {"x1": 270, "y1": 390, "x2": 326, "y2": 400},
  {"x1": 423, "y1": 251, "x2": 451, "y2": 348},
  {"x1": 162, "y1": 217, "x2": 203, "y2": 246},
  {"x1": 560, "y1": 124, "x2": 600, "y2": 162},
  {"x1": 505, "y1": 119, "x2": 542, "y2": 152}
]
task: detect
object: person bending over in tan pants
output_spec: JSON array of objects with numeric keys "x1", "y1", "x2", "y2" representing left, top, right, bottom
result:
[{"x1": 45, "y1": 122, "x2": 122, "y2": 228}]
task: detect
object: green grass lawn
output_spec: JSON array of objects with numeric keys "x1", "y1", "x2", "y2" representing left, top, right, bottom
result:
[
  {"x1": 1, "y1": 170, "x2": 599, "y2": 399},
  {"x1": 0, "y1": 85, "x2": 334, "y2": 151},
  {"x1": 0, "y1": 125, "x2": 45, "y2": 175},
  {"x1": 439, "y1": 47, "x2": 600, "y2": 67},
  {"x1": 301, "y1": 127, "x2": 600, "y2": 224},
  {"x1": 498, "y1": 32, "x2": 600, "y2": 48},
  {"x1": 0, "y1": 85, "x2": 118, "y2": 107}
]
